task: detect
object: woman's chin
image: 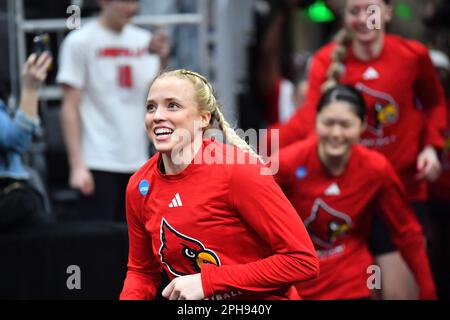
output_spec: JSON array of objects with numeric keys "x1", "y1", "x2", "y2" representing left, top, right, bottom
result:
[
  {"x1": 354, "y1": 30, "x2": 379, "y2": 44},
  {"x1": 153, "y1": 141, "x2": 174, "y2": 154},
  {"x1": 325, "y1": 146, "x2": 348, "y2": 158}
]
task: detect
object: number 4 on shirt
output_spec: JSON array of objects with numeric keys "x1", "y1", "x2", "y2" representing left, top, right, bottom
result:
[{"x1": 118, "y1": 65, "x2": 133, "y2": 88}]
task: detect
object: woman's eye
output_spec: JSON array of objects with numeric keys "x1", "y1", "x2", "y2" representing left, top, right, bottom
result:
[
  {"x1": 146, "y1": 104, "x2": 156, "y2": 112},
  {"x1": 168, "y1": 103, "x2": 179, "y2": 110},
  {"x1": 348, "y1": 7, "x2": 360, "y2": 16}
]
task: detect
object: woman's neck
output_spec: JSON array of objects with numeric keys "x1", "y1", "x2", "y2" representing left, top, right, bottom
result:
[
  {"x1": 160, "y1": 138, "x2": 203, "y2": 175},
  {"x1": 99, "y1": 14, "x2": 124, "y2": 33},
  {"x1": 317, "y1": 144, "x2": 351, "y2": 177},
  {"x1": 352, "y1": 33, "x2": 385, "y2": 61}
]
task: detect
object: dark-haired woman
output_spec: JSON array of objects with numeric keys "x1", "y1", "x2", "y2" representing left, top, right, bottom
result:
[
  {"x1": 272, "y1": 85, "x2": 436, "y2": 300},
  {"x1": 269, "y1": 0, "x2": 446, "y2": 299}
]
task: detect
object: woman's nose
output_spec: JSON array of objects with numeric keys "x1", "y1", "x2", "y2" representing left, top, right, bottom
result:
[
  {"x1": 330, "y1": 124, "x2": 343, "y2": 137},
  {"x1": 152, "y1": 106, "x2": 166, "y2": 122},
  {"x1": 358, "y1": 10, "x2": 370, "y2": 25}
]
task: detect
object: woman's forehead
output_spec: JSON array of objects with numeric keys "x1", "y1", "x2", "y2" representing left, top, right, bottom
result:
[
  {"x1": 319, "y1": 101, "x2": 360, "y2": 117},
  {"x1": 148, "y1": 76, "x2": 195, "y2": 98},
  {"x1": 346, "y1": 0, "x2": 384, "y2": 8}
]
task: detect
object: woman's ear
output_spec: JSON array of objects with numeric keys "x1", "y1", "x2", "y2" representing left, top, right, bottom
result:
[{"x1": 200, "y1": 111, "x2": 212, "y2": 129}]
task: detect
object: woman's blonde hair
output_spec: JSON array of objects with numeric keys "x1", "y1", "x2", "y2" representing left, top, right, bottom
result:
[
  {"x1": 322, "y1": 28, "x2": 353, "y2": 92},
  {"x1": 151, "y1": 69, "x2": 261, "y2": 160}
]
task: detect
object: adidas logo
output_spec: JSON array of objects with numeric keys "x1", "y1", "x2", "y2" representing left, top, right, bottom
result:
[
  {"x1": 362, "y1": 67, "x2": 379, "y2": 80},
  {"x1": 324, "y1": 183, "x2": 340, "y2": 196},
  {"x1": 168, "y1": 193, "x2": 183, "y2": 208}
]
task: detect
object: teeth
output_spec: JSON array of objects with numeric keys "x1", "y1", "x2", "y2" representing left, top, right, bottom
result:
[{"x1": 154, "y1": 128, "x2": 173, "y2": 135}]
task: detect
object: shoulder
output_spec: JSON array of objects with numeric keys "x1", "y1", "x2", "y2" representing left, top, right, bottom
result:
[
  {"x1": 276, "y1": 136, "x2": 317, "y2": 166},
  {"x1": 353, "y1": 144, "x2": 391, "y2": 174},
  {"x1": 127, "y1": 153, "x2": 159, "y2": 195},
  {"x1": 385, "y1": 34, "x2": 429, "y2": 60},
  {"x1": 205, "y1": 139, "x2": 270, "y2": 183},
  {"x1": 124, "y1": 24, "x2": 152, "y2": 41},
  {"x1": 313, "y1": 42, "x2": 336, "y2": 63},
  {"x1": 62, "y1": 21, "x2": 96, "y2": 46},
  {"x1": 315, "y1": 41, "x2": 336, "y2": 57}
]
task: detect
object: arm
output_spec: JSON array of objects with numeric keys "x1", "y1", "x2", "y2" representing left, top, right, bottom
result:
[
  {"x1": 61, "y1": 85, "x2": 94, "y2": 195},
  {"x1": 414, "y1": 44, "x2": 447, "y2": 181},
  {"x1": 149, "y1": 30, "x2": 171, "y2": 71},
  {"x1": 57, "y1": 33, "x2": 94, "y2": 195},
  {"x1": 200, "y1": 162, "x2": 319, "y2": 297},
  {"x1": 377, "y1": 160, "x2": 437, "y2": 299},
  {"x1": 0, "y1": 107, "x2": 35, "y2": 152},
  {"x1": 120, "y1": 184, "x2": 163, "y2": 300},
  {"x1": 0, "y1": 53, "x2": 51, "y2": 152},
  {"x1": 414, "y1": 44, "x2": 447, "y2": 150}
]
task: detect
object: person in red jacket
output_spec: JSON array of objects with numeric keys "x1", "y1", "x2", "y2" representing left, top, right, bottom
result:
[
  {"x1": 272, "y1": 85, "x2": 436, "y2": 300},
  {"x1": 267, "y1": 0, "x2": 446, "y2": 299},
  {"x1": 119, "y1": 69, "x2": 319, "y2": 300}
]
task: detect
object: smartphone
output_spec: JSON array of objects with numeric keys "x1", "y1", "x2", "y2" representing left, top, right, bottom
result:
[
  {"x1": 33, "y1": 32, "x2": 52, "y2": 69},
  {"x1": 33, "y1": 33, "x2": 52, "y2": 56}
]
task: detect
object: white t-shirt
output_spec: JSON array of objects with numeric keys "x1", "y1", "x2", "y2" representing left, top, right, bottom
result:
[{"x1": 57, "y1": 21, "x2": 160, "y2": 173}]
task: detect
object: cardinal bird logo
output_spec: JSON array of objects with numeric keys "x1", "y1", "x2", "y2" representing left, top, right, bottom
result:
[
  {"x1": 355, "y1": 82, "x2": 399, "y2": 137},
  {"x1": 304, "y1": 198, "x2": 352, "y2": 249},
  {"x1": 159, "y1": 218, "x2": 221, "y2": 277}
]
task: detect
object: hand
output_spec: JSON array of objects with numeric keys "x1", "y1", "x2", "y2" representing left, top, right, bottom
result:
[
  {"x1": 149, "y1": 30, "x2": 170, "y2": 66},
  {"x1": 416, "y1": 146, "x2": 442, "y2": 182},
  {"x1": 70, "y1": 166, "x2": 95, "y2": 196},
  {"x1": 162, "y1": 274, "x2": 205, "y2": 300},
  {"x1": 22, "y1": 52, "x2": 52, "y2": 90}
]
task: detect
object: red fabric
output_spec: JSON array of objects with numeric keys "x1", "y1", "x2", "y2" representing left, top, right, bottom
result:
[
  {"x1": 273, "y1": 137, "x2": 436, "y2": 299},
  {"x1": 120, "y1": 139, "x2": 319, "y2": 300},
  {"x1": 268, "y1": 34, "x2": 447, "y2": 202},
  {"x1": 429, "y1": 98, "x2": 450, "y2": 200}
]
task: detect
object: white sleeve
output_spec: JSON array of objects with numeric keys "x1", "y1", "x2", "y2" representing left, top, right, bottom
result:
[{"x1": 56, "y1": 31, "x2": 87, "y2": 89}]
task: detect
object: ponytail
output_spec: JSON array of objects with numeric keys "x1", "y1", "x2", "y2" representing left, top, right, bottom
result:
[
  {"x1": 212, "y1": 106, "x2": 262, "y2": 161},
  {"x1": 322, "y1": 28, "x2": 352, "y2": 92}
]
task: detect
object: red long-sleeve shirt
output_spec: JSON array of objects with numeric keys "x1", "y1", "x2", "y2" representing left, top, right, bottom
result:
[
  {"x1": 273, "y1": 137, "x2": 436, "y2": 299},
  {"x1": 269, "y1": 34, "x2": 447, "y2": 202},
  {"x1": 120, "y1": 138, "x2": 319, "y2": 300}
]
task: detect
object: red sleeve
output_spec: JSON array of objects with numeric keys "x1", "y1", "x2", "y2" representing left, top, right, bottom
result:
[
  {"x1": 200, "y1": 162, "x2": 319, "y2": 297},
  {"x1": 414, "y1": 43, "x2": 447, "y2": 149},
  {"x1": 270, "y1": 143, "x2": 300, "y2": 195},
  {"x1": 120, "y1": 181, "x2": 163, "y2": 300},
  {"x1": 266, "y1": 49, "x2": 329, "y2": 153},
  {"x1": 376, "y1": 159, "x2": 437, "y2": 299}
]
